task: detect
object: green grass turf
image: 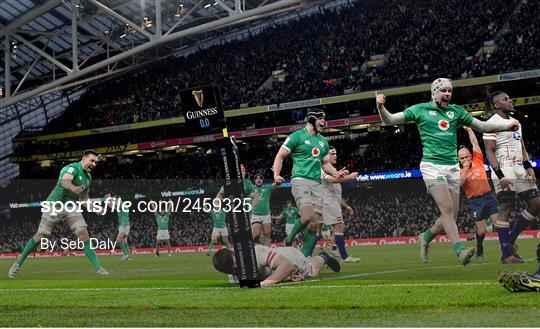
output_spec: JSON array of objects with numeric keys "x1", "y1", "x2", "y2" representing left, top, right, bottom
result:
[{"x1": 1, "y1": 240, "x2": 539, "y2": 327}]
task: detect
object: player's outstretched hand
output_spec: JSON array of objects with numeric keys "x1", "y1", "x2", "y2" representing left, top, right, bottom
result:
[
  {"x1": 337, "y1": 167, "x2": 348, "y2": 179},
  {"x1": 507, "y1": 120, "x2": 520, "y2": 131},
  {"x1": 376, "y1": 93, "x2": 386, "y2": 110}
]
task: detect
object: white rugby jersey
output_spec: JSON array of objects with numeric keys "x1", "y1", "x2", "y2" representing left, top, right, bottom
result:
[
  {"x1": 255, "y1": 245, "x2": 311, "y2": 277},
  {"x1": 321, "y1": 169, "x2": 342, "y2": 201},
  {"x1": 482, "y1": 114, "x2": 523, "y2": 167}
]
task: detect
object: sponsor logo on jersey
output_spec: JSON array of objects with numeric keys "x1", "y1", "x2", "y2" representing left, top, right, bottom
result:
[
  {"x1": 319, "y1": 141, "x2": 324, "y2": 148},
  {"x1": 311, "y1": 148, "x2": 320, "y2": 157},
  {"x1": 446, "y1": 111, "x2": 455, "y2": 119},
  {"x1": 305, "y1": 140, "x2": 311, "y2": 145},
  {"x1": 429, "y1": 111, "x2": 437, "y2": 116},
  {"x1": 513, "y1": 131, "x2": 521, "y2": 140},
  {"x1": 438, "y1": 119, "x2": 450, "y2": 131}
]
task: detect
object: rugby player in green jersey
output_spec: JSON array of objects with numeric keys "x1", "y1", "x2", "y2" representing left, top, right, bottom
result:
[
  {"x1": 104, "y1": 195, "x2": 131, "y2": 260},
  {"x1": 251, "y1": 174, "x2": 276, "y2": 246},
  {"x1": 154, "y1": 199, "x2": 173, "y2": 257},
  {"x1": 273, "y1": 109, "x2": 347, "y2": 257},
  {"x1": 8, "y1": 150, "x2": 109, "y2": 278},
  {"x1": 216, "y1": 163, "x2": 260, "y2": 219},
  {"x1": 272, "y1": 200, "x2": 300, "y2": 248},
  {"x1": 376, "y1": 78, "x2": 519, "y2": 266},
  {"x1": 207, "y1": 201, "x2": 230, "y2": 255}
]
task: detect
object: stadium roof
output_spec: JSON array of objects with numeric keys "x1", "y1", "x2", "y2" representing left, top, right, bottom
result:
[{"x1": 0, "y1": 0, "x2": 325, "y2": 111}]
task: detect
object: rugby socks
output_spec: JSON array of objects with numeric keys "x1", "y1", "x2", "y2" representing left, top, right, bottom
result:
[
  {"x1": 207, "y1": 242, "x2": 215, "y2": 254},
  {"x1": 119, "y1": 242, "x2": 130, "y2": 256},
  {"x1": 83, "y1": 240, "x2": 102, "y2": 270},
  {"x1": 495, "y1": 221, "x2": 512, "y2": 258},
  {"x1": 301, "y1": 229, "x2": 318, "y2": 257},
  {"x1": 475, "y1": 233, "x2": 485, "y2": 256},
  {"x1": 286, "y1": 219, "x2": 307, "y2": 244},
  {"x1": 423, "y1": 229, "x2": 435, "y2": 244},
  {"x1": 15, "y1": 237, "x2": 38, "y2": 266},
  {"x1": 509, "y1": 209, "x2": 534, "y2": 244},
  {"x1": 332, "y1": 244, "x2": 338, "y2": 252},
  {"x1": 334, "y1": 233, "x2": 349, "y2": 260},
  {"x1": 453, "y1": 242, "x2": 466, "y2": 256}
]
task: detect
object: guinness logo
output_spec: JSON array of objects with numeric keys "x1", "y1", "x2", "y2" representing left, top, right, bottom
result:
[{"x1": 192, "y1": 90, "x2": 204, "y2": 107}]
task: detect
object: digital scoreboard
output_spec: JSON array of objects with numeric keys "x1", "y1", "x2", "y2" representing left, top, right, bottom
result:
[{"x1": 180, "y1": 85, "x2": 226, "y2": 134}]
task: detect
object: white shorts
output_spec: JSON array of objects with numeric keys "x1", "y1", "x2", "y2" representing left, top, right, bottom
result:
[
  {"x1": 322, "y1": 198, "x2": 343, "y2": 225},
  {"x1": 291, "y1": 178, "x2": 324, "y2": 214},
  {"x1": 420, "y1": 161, "x2": 460, "y2": 194},
  {"x1": 491, "y1": 165, "x2": 539, "y2": 195},
  {"x1": 156, "y1": 229, "x2": 170, "y2": 240},
  {"x1": 212, "y1": 227, "x2": 228, "y2": 237},
  {"x1": 118, "y1": 225, "x2": 130, "y2": 236},
  {"x1": 38, "y1": 210, "x2": 86, "y2": 235},
  {"x1": 251, "y1": 214, "x2": 271, "y2": 225},
  {"x1": 285, "y1": 223, "x2": 294, "y2": 235}
]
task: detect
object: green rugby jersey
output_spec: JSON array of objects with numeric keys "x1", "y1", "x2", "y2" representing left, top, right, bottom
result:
[
  {"x1": 155, "y1": 213, "x2": 171, "y2": 230},
  {"x1": 403, "y1": 102, "x2": 473, "y2": 165},
  {"x1": 281, "y1": 206, "x2": 299, "y2": 224},
  {"x1": 282, "y1": 127, "x2": 329, "y2": 181},
  {"x1": 47, "y1": 161, "x2": 91, "y2": 202},
  {"x1": 252, "y1": 184, "x2": 274, "y2": 216}
]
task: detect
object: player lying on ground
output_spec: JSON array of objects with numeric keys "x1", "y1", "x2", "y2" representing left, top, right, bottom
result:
[
  {"x1": 376, "y1": 78, "x2": 519, "y2": 266},
  {"x1": 212, "y1": 245, "x2": 341, "y2": 287}
]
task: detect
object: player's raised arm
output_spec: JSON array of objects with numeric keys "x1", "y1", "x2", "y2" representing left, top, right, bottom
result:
[
  {"x1": 375, "y1": 93, "x2": 406, "y2": 125},
  {"x1": 464, "y1": 127, "x2": 481, "y2": 153}
]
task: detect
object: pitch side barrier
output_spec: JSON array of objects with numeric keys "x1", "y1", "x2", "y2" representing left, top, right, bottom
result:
[
  {"x1": 2, "y1": 231, "x2": 539, "y2": 259},
  {"x1": 4, "y1": 158, "x2": 538, "y2": 210},
  {"x1": 17, "y1": 69, "x2": 540, "y2": 142}
]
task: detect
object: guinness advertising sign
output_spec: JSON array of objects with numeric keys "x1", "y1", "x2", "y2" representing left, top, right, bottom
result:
[{"x1": 180, "y1": 85, "x2": 225, "y2": 134}]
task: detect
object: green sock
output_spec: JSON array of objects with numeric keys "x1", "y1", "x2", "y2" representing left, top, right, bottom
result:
[
  {"x1": 453, "y1": 242, "x2": 466, "y2": 256},
  {"x1": 423, "y1": 230, "x2": 434, "y2": 243},
  {"x1": 208, "y1": 242, "x2": 214, "y2": 253},
  {"x1": 224, "y1": 241, "x2": 230, "y2": 249},
  {"x1": 301, "y1": 229, "x2": 318, "y2": 257},
  {"x1": 83, "y1": 240, "x2": 101, "y2": 270},
  {"x1": 16, "y1": 238, "x2": 38, "y2": 266},
  {"x1": 286, "y1": 219, "x2": 307, "y2": 244},
  {"x1": 119, "y1": 242, "x2": 129, "y2": 256}
]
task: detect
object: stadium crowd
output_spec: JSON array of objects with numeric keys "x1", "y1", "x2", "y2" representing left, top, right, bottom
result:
[{"x1": 35, "y1": 0, "x2": 538, "y2": 133}]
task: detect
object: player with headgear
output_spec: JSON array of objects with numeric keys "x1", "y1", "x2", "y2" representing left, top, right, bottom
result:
[
  {"x1": 273, "y1": 108, "x2": 347, "y2": 257},
  {"x1": 376, "y1": 78, "x2": 520, "y2": 266}
]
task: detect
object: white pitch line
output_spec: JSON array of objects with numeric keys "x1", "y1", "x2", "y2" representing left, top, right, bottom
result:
[{"x1": 0, "y1": 281, "x2": 497, "y2": 292}]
